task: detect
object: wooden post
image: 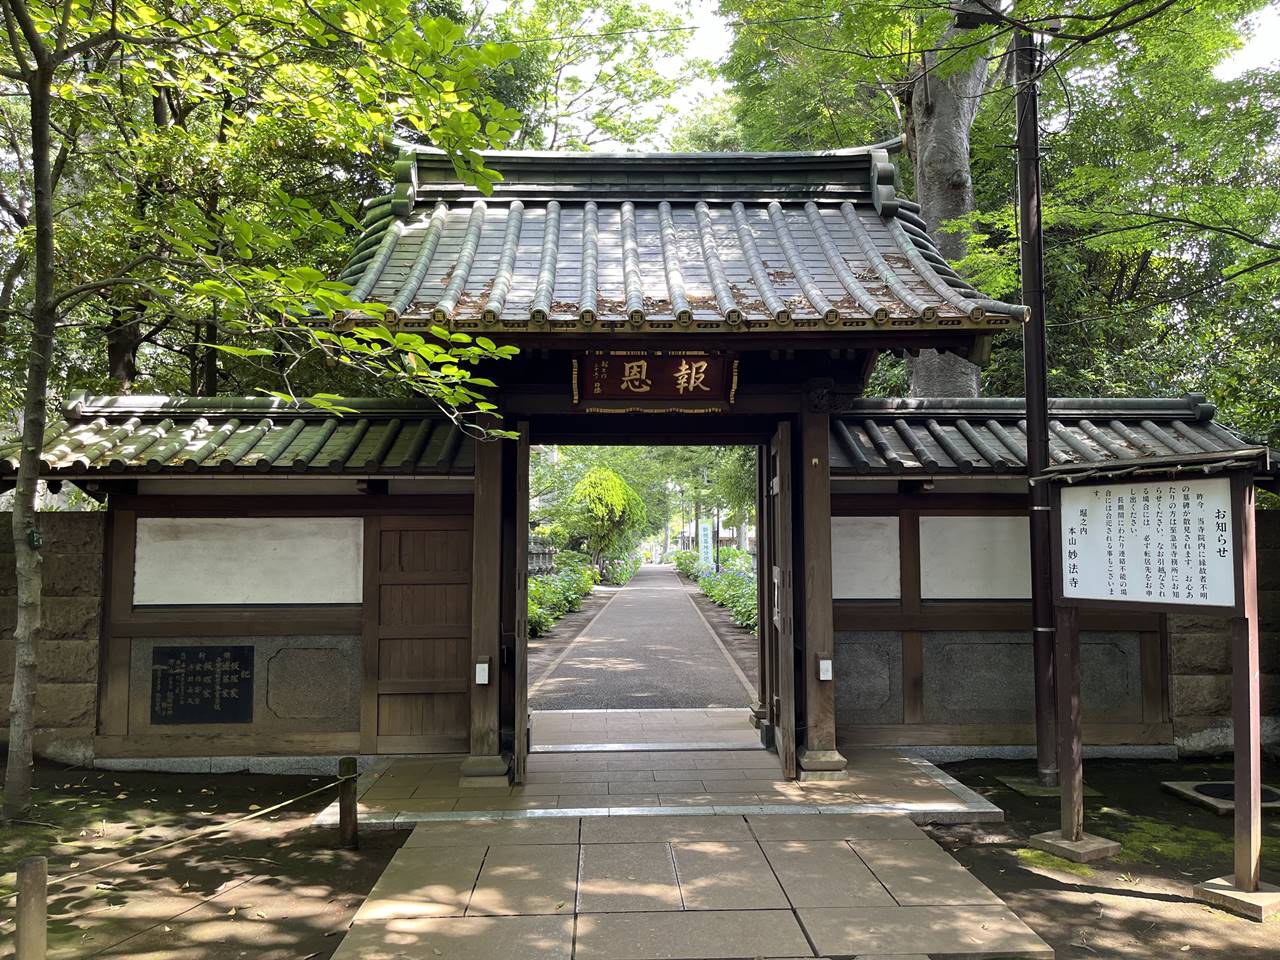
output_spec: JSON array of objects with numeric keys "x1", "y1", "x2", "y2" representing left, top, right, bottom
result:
[
  {"x1": 1053, "y1": 604, "x2": 1083, "y2": 842},
  {"x1": 1233, "y1": 477, "x2": 1260, "y2": 893},
  {"x1": 796, "y1": 405, "x2": 846, "y2": 777},
  {"x1": 751, "y1": 442, "x2": 770, "y2": 734},
  {"x1": 16, "y1": 855, "x2": 47, "y2": 960},
  {"x1": 462, "y1": 429, "x2": 509, "y2": 781},
  {"x1": 338, "y1": 756, "x2": 358, "y2": 850},
  {"x1": 1017, "y1": 27, "x2": 1059, "y2": 788}
]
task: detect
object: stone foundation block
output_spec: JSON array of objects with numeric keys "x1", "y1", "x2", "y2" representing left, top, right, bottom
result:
[
  {"x1": 32, "y1": 726, "x2": 95, "y2": 766},
  {"x1": 0, "y1": 639, "x2": 98, "y2": 683},
  {"x1": 1030, "y1": 830, "x2": 1121, "y2": 863},
  {"x1": 1171, "y1": 675, "x2": 1232, "y2": 717},
  {"x1": 1170, "y1": 633, "x2": 1231, "y2": 674},
  {"x1": 1193, "y1": 876, "x2": 1280, "y2": 922},
  {"x1": 1175, "y1": 715, "x2": 1280, "y2": 757},
  {"x1": 32, "y1": 681, "x2": 97, "y2": 727},
  {"x1": 1169, "y1": 614, "x2": 1231, "y2": 634}
]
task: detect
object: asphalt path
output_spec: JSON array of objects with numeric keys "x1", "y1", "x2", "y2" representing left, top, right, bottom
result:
[{"x1": 529, "y1": 564, "x2": 752, "y2": 710}]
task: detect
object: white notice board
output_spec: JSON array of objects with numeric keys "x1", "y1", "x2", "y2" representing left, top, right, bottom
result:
[{"x1": 1059, "y1": 477, "x2": 1236, "y2": 608}]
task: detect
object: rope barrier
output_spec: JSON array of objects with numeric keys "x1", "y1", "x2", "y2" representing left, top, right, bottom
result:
[{"x1": 1, "y1": 772, "x2": 358, "y2": 902}]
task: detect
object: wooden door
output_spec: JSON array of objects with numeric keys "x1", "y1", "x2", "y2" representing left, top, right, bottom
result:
[
  {"x1": 363, "y1": 515, "x2": 472, "y2": 754},
  {"x1": 767, "y1": 422, "x2": 798, "y2": 777},
  {"x1": 512, "y1": 424, "x2": 531, "y2": 781}
]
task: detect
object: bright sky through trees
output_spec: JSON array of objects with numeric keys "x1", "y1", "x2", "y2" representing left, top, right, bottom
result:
[{"x1": 645, "y1": 0, "x2": 1280, "y2": 144}]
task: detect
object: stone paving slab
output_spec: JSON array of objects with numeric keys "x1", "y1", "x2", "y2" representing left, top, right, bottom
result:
[
  {"x1": 337, "y1": 814, "x2": 1050, "y2": 960},
  {"x1": 353, "y1": 845, "x2": 486, "y2": 921},
  {"x1": 573, "y1": 909, "x2": 813, "y2": 960},
  {"x1": 403, "y1": 818, "x2": 580, "y2": 847},
  {"x1": 797, "y1": 904, "x2": 1054, "y2": 958},
  {"x1": 577, "y1": 842, "x2": 683, "y2": 913},
  {"x1": 759, "y1": 840, "x2": 897, "y2": 908},
  {"x1": 323, "y1": 746, "x2": 1005, "y2": 826},
  {"x1": 579, "y1": 814, "x2": 754, "y2": 844},
  {"x1": 851, "y1": 839, "x2": 1005, "y2": 907},
  {"x1": 746, "y1": 813, "x2": 926, "y2": 841},
  {"x1": 670, "y1": 841, "x2": 789, "y2": 910},
  {"x1": 332, "y1": 915, "x2": 575, "y2": 960},
  {"x1": 467, "y1": 844, "x2": 579, "y2": 916}
]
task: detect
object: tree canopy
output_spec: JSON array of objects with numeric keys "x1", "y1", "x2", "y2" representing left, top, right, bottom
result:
[{"x1": 696, "y1": 0, "x2": 1279, "y2": 440}]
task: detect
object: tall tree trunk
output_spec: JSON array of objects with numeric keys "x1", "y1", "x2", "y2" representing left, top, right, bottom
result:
[
  {"x1": 106, "y1": 309, "x2": 142, "y2": 392},
  {"x1": 5, "y1": 67, "x2": 55, "y2": 818},
  {"x1": 905, "y1": 9, "x2": 990, "y2": 398}
]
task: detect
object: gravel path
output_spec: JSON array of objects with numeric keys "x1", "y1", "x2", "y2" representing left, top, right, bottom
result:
[{"x1": 530, "y1": 564, "x2": 752, "y2": 710}]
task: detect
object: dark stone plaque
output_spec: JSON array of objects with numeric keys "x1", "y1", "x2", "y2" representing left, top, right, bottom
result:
[{"x1": 150, "y1": 645, "x2": 254, "y2": 725}]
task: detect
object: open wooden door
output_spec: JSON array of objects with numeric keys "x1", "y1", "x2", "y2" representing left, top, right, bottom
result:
[
  {"x1": 766, "y1": 421, "x2": 798, "y2": 777},
  {"x1": 512, "y1": 423, "x2": 531, "y2": 782}
]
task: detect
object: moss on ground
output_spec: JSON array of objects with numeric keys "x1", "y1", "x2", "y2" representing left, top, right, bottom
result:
[
  {"x1": 1015, "y1": 847, "x2": 1097, "y2": 878},
  {"x1": 1093, "y1": 804, "x2": 1280, "y2": 868}
]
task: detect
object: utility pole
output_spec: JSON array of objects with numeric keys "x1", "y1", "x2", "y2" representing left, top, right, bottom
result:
[{"x1": 1016, "y1": 26, "x2": 1058, "y2": 787}]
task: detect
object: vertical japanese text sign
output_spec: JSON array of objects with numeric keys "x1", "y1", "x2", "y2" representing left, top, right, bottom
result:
[{"x1": 1058, "y1": 476, "x2": 1238, "y2": 612}]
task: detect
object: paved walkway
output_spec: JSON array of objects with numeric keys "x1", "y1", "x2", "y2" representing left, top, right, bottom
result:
[
  {"x1": 530, "y1": 565, "x2": 753, "y2": 710},
  {"x1": 317, "y1": 749, "x2": 1001, "y2": 824},
  {"x1": 531, "y1": 708, "x2": 761, "y2": 752},
  {"x1": 333, "y1": 814, "x2": 1052, "y2": 959}
]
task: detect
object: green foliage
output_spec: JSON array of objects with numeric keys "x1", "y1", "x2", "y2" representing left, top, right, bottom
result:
[
  {"x1": 1015, "y1": 848, "x2": 1096, "y2": 879},
  {"x1": 0, "y1": 0, "x2": 523, "y2": 417},
  {"x1": 668, "y1": 94, "x2": 747, "y2": 152},
  {"x1": 601, "y1": 553, "x2": 641, "y2": 585},
  {"x1": 494, "y1": 0, "x2": 705, "y2": 149},
  {"x1": 712, "y1": 0, "x2": 1280, "y2": 444},
  {"x1": 695, "y1": 548, "x2": 758, "y2": 632},
  {"x1": 564, "y1": 465, "x2": 648, "y2": 569},
  {"x1": 531, "y1": 445, "x2": 758, "y2": 551},
  {"x1": 670, "y1": 549, "x2": 701, "y2": 579},
  {"x1": 527, "y1": 556, "x2": 598, "y2": 637}
]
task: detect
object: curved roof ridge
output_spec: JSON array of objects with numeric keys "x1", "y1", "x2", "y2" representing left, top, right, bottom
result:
[
  {"x1": 840, "y1": 394, "x2": 1217, "y2": 420},
  {"x1": 392, "y1": 138, "x2": 905, "y2": 163}
]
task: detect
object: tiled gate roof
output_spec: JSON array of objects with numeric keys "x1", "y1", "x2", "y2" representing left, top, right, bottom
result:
[
  {"x1": 9, "y1": 393, "x2": 1271, "y2": 483},
  {"x1": 331, "y1": 143, "x2": 1027, "y2": 336},
  {"x1": 2, "y1": 395, "x2": 474, "y2": 477},
  {"x1": 830, "y1": 396, "x2": 1274, "y2": 477}
]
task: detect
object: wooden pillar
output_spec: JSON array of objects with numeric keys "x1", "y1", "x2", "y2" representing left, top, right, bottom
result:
[
  {"x1": 462, "y1": 431, "x2": 508, "y2": 781},
  {"x1": 751, "y1": 442, "x2": 770, "y2": 734},
  {"x1": 1054, "y1": 603, "x2": 1083, "y2": 842},
  {"x1": 1233, "y1": 476, "x2": 1261, "y2": 892},
  {"x1": 796, "y1": 405, "x2": 846, "y2": 777}
]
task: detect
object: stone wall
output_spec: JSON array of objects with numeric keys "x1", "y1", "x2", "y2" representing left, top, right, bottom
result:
[
  {"x1": 0, "y1": 511, "x2": 106, "y2": 765},
  {"x1": 1169, "y1": 510, "x2": 1280, "y2": 758}
]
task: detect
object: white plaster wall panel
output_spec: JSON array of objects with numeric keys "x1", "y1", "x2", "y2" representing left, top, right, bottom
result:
[
  {"x1": 919, "y1": 515, "x2": 1031, "y2": 600},
  {"x1": 831, "y1": 516, "x2": 900, "y2": 599},
  {"x1": 134, "y1": 517, "x2": 363, "y2": 605}
]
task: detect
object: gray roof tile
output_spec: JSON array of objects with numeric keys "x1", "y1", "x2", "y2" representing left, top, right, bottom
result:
[
  {"x1": 327, "y1": 143, "x2": 1028, "y2": 334},
  {"x1": 831, "y1": 396, "x2": 1274, "y2": 478}
]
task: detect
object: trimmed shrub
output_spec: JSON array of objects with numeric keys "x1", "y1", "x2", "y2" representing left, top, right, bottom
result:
[
  {"x1": 693, "y1": 548, "x2": 758, "y2": 633},
  {"x1": 601, "y1": 553, "x2": 640, "y2": 585},
  {"x1": 670, "y1": 549, "x2": 701, "y2": 579},
  {"x1": 527, "y1": 557, "x2": 599, "y2": 637}
]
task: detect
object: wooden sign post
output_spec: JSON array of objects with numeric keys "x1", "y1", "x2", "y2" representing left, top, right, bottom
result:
[{"x1": 1043, "y1": 468, "x2": 1275, "y2": 919}]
